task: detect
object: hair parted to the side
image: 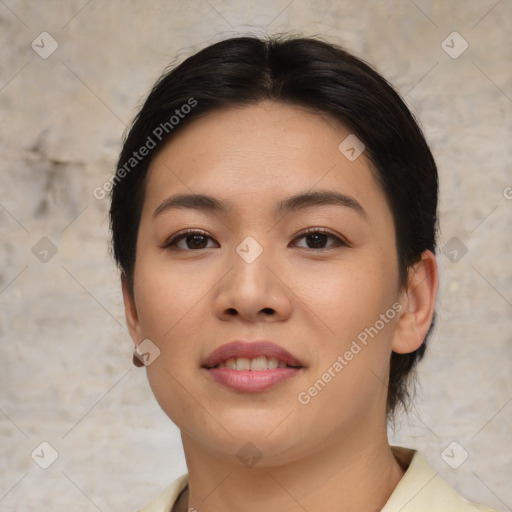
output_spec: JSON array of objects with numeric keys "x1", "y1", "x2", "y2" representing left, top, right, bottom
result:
[{"x1": 109, "y1": 34, "x2": 439, "y2": 424}]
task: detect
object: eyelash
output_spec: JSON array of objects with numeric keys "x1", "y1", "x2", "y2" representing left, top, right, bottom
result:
[{"x1": 163, "y1": 227, "x2": 349, "y2": 251}]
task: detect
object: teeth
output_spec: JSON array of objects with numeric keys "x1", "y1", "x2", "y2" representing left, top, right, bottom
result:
[
  {"x1": 267, "y1": 358, "x2": 279, "y2": 369},
  {"x1": 250, "y1": 356, "x2": 267, "y2": 371},
  {"x1": 236, "y1": 357, "x2": 251, "y2": 371},
  {"x1": 216, "y1": 356, "x2": 296, "y2": 370}
]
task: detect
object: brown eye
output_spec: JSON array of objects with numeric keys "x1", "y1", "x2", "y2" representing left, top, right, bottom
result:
[
  {"x1": 164, "y1": 230, "x2": 218, "y2": 250},
  {"x1": 292, "y1": 228, "x2": 347, "y2": 249}
]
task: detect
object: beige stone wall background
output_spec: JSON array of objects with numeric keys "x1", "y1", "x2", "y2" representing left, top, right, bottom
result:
[{"x1": 0, "y1": 0, "x2": 511, "y2": 510}]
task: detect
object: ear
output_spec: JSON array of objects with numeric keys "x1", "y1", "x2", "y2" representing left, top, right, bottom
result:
[
  {"x1": 121, "y1": 273, "x2": 142, "y2": 347},
  {"x1": 392, "y1": 250, "x2": 438, "y2": 354}
]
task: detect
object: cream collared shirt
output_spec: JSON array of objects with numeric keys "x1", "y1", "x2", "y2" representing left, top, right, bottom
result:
[{"x1": 137, "y1": 446, "x2": 500, "y2": 512}]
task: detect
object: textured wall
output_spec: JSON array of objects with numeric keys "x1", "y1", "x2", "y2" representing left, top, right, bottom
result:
[{"x1": 0, "y1": 0, "x2": 511, "y2": 510}]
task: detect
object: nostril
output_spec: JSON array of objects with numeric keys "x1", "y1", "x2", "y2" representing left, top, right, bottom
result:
[{"x1": 227, "y1": 308, "x2": 237, "y2": 316}]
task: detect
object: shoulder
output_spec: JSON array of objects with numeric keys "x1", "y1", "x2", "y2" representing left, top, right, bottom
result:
[
  {"x1": 137, "y1": 473, "x2": 189, "y2": 512},
  {"x1": 383, "y1": 446, "x2": 501, "y2": 512}
]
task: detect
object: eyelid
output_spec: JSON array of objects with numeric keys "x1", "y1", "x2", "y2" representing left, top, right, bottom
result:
[
  {"x1": 290, "y1": 227, "x2": 350, "y2": 248},
  {"x1": 162, "y1": 228, "x2": 214, "y2": 248}
]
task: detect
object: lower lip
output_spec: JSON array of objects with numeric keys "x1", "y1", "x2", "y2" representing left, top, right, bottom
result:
[{"x1": 204, "y1": 367, "x2": 303, "y2": 392}]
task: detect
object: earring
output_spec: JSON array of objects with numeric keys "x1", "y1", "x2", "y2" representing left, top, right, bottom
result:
[{"x1": 133, "y1": 345, "x2": 145, "y2": 367}]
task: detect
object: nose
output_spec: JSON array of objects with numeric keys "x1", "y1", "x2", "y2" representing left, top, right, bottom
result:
[{"x1": 212, "y1": 244, "x2": 292, "y2": 323}]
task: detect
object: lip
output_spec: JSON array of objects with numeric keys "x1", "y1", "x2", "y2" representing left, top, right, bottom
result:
[
  {"x1": 201, "y1": 340, "x2": 305, "y2": 369},
  {"x1": 205, "y1": 367, "x2": 303, "y2": 392},
  {"x1": 201, "y1": 340, "x2": 305, "y2": 393}
]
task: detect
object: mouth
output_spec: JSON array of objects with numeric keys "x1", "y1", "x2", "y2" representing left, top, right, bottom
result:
[
  {"x1": 201, "y1": 340, "x2": 305, "y2": 392},
  {"x1": 201, "y1": 340, "x2": 305, "y2": 370},
  {"x1": 205, "y1": 355, "x2": 303, "y2": 371}
]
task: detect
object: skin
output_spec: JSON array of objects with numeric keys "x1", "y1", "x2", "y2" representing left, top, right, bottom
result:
[{"x1": 122, "y1": 100, "x2": 438, "y2": 512}]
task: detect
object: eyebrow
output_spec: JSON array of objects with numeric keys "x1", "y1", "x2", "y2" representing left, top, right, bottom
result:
[{"x1": 152, "y1": 190, "x2": 367, "y2": 220}]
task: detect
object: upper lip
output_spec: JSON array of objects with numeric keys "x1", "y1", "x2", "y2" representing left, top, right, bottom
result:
[{"x1": 202, "y1": 340, "x2": 305, "y2": 368}]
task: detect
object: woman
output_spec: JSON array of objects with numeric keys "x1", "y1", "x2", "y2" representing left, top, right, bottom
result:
[{"x1": 109, "y1": 35, "x2": 499, "y2": 512}]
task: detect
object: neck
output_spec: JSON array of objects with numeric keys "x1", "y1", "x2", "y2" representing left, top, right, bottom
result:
[{"x1": 178, "y1": 420, "x2": 405, "y2": 512}]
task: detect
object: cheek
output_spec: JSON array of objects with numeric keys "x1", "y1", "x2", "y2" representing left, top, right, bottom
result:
[
  {"x1": 293, "y1": 257, "x2": 399, "y2": 410},
  {"x1": 134, "y1": 262, "x2": 210, "y2": 422},
  {"x1": 133, "y1": 257, "x2": 211, "y2": 340},
  {"x1": 296, "y1": 254, "x2": 399, "y2": 347},
  {"x1": 297, "y1": 256, "x2": 399, "y2": 411}
]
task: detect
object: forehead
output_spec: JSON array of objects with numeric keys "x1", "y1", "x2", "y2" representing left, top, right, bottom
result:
[{"x1": 142, "y1": 100, "x2": 390, "y2": 224}]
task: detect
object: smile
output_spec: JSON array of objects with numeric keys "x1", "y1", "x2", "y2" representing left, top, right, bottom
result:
[{"x1": 212, "y1": 356, "x2": 302, "y2": 370}]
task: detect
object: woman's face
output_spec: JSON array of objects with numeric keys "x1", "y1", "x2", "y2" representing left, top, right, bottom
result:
[{"x1": 123, "y1": 100, "x2": 409, "y2": 465}]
